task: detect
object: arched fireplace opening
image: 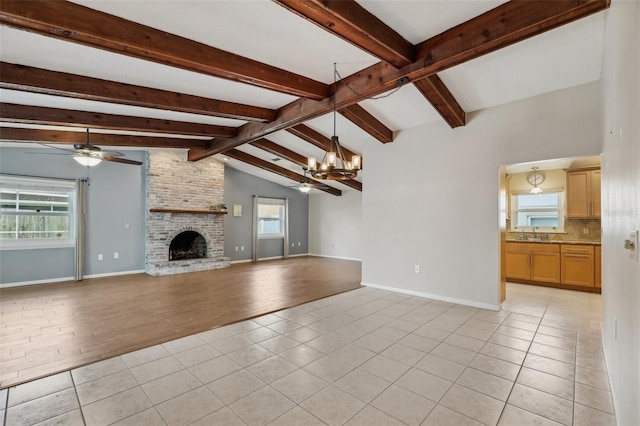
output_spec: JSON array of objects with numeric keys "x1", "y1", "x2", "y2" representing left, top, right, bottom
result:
[{"x1": 169, "y1": 231, "x2": 207, "y2": 261}]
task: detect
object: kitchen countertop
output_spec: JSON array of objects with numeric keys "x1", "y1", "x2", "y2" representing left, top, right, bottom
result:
[{"x1": 506, "y1": 239, "x2": 601, "y2": 245}]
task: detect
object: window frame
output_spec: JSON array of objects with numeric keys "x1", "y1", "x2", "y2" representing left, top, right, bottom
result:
[
  {"x1": 510, "y1": 188, "x2": 565, "y2": 233},
  {"x1": 256, "y1": 198, "x2": 286, "y2": 239},
  {"x1": 0, "y1": 175, "x2": 77, "y2": 250}
]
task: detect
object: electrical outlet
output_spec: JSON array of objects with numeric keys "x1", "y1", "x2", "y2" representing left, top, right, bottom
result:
[
  {"x1": 291, "y1": 243, "x2": 294, "y2": 247},
  {"x1": 298, "y1": 242, "x2": 301, "y2": 246},
  {"x1": 235, "y1": 246, "x2": 238, "y2": 251},
  {"x1": 415, "y1": 265, "x2": 421, "y2": 274},
  {"x1": 583, "y1": 228, "x2": 589, "y2": 235},
  {"x1": 98, "y1": 254, "x2": 103, "y2": 261},
  {"x1": 125, "y1": 224, "x2": 130, "y2": 230},
  {"x1": 241, "y1": 246, "x2": 245, "y2": 251},
  {"x1": 113, "y1": 252, "x2": 119, "y2": 259}
]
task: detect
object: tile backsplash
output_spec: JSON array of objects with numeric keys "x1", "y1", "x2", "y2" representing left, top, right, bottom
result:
[{"x1": 507, "y1": 219, "x2": 601, "y2": 242}]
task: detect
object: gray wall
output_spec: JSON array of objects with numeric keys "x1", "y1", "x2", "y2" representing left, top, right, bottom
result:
[
  {"x1": 224, "y1": 166, "x2": 309, "y2": 261},
  {"x1": 0, "y1": 146, "x2": 146, "y2": 285}
]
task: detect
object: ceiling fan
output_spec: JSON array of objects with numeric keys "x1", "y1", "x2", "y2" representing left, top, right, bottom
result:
[
  {"x1": 288, "y1": 168, "x2": 330, "y2": 193},
  {"x1": 31, "y1": 129, "x2": 143, "y2": 167}
]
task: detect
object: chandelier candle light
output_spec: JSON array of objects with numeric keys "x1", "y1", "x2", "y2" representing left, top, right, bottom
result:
[{"x1": 306, "y1": 64, "x2": 361, "y2": 180}]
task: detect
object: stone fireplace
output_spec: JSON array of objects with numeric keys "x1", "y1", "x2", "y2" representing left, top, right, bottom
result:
[{"x1": 145, "y1": 150, "x2": 230, "y2": 276}]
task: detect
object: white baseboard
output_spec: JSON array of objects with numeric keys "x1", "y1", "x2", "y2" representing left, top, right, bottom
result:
[
  {"x1": 600, "y1": 328, "x2": 619, "y2": 424},
  {"x1": 0, "y1": 269, "x2": 146, "y2": 288},
  {"x1": 0, "y1": 276, "x2": 74, "y2": 288},
  {"x1": 84, "y1": 270, "x2": 146, "y2": 279},
  {"x1": 362, "y1": 281, "x2": 500, "y2": 311},
  {"x1": 230, "y1": 253, "x2": 310, "y2": 264},
  {"x1": 308, "y1": 253, "x2": 362, "y2": 262}
]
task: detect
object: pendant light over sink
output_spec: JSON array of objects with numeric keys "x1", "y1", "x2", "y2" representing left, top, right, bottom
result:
[{"x1": 528, "y1": 167, "x2": 545, "y2": 194}]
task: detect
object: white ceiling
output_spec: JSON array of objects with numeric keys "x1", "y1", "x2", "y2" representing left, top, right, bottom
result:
[{"x1": 0, "y1": 0, "x2": 607, "y2": 194}]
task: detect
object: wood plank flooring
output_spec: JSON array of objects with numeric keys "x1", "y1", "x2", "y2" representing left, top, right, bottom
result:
[{"x1": 0, "y1": 256, "x2": 361, "y2": 389}]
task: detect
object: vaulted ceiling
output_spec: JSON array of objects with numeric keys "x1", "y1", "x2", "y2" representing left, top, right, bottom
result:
[{"x1": 0, "y1": 0, "x2": 609, "y2": 195}]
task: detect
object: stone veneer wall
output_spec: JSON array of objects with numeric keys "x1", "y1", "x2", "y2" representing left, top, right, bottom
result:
[{"x1": 145, "y1": 150, "x2": 229, "y2": 275}]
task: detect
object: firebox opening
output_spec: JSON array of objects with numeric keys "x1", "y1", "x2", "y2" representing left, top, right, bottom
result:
[{"x1": 169, "y1": 231, "x2": 207, "y2": 261}]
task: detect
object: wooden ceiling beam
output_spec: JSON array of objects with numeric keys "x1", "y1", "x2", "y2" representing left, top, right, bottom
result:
[
  {"x1": 250, "y1": 138, "x2": 309, "y2": 167},
  {"x1": 0, "y1": 103, "x2": 238, "y2": 138},
  {"x1": 249, "y1": 138, "x2": 362, "y2": 191},
  {"x1": 274, "y1": 0, "x2": 413, "y2": 67},
  {"x1": 0, "y1": 63, "x2": 276, "y2": 123},
  {"x1": 0, "y1": 1, "x2": 329, "y2": 100},
  {"x1": 224, "y1": 149, "x2": 342, "y2": 196},
  {"x1": 413, "y1": 75, "x2": 465, "y2": 128},
  {"x1": 0, "y1": 127, "x2": 211, "y2": 149},
  {"x1": 188, "y1": 0, "x2": 610, "y2": 159},
  {"x1": 339, "y1": 104, "x2": 393, "y2": 143},
  {"x1": 285, "y1": 124, "x2": 361, "y2": 164},
  {"x1": 275, "y1": 0, "x2": 463, "y2": 133}
]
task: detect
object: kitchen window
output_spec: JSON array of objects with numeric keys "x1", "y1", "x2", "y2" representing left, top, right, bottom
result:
[
  {"x1": 257, "y1": 198, "x2": 286, "y2": 238},
  {"x1": 0, "y1": 175, "x2": 77, "y2": 249},
  {"x1": 511, "y1": 190, "x2": 564, "y2": 232}
]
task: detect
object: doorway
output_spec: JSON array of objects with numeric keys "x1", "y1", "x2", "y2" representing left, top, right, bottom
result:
[{"x1": 499, "y1": 154, "x2": 602, "y2": 304}]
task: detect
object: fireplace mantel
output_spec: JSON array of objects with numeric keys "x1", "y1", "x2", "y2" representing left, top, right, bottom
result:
[{"x1": 150, "y1": 208, "x2": 227, "y2": 215}]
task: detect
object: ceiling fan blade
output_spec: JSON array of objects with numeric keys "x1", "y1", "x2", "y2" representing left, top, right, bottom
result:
[
  {"x1": 36, "y1": 142, "x2": 75, "y2": 153},
  {"x1": 26, "y1": 151, "x2": 74, "y2": 156},
  {"x1": 99, "y1": 149, "x2": 125, "y2": 157},
  {"x1": 103, "y1": 156, "x2": 143, "y2": 166}
]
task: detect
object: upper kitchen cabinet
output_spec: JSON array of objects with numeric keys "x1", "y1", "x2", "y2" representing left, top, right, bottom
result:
[{"x1": 566, "y1": 167, "x2": 601, "y2": 219}]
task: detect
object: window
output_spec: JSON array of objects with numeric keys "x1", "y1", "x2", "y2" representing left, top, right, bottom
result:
[
  {"x1": 511, "y1": 190, "x2": 564, "y2": 232},
  {"x1": 257, "y1": 198, "x2": 285, "y2": 238},
  {"x1": 0, "y1": 176, "x2": 76, "y2": 249}
]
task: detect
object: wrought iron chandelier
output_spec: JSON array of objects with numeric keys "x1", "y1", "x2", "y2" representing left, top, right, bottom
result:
[{"x1": 306, "y1": 64, "x2": 361, "y2": 181}]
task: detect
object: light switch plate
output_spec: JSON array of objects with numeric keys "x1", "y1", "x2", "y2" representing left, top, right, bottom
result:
[{"x1": 627, "y1": 230, "x2": 638, "y2": 262}]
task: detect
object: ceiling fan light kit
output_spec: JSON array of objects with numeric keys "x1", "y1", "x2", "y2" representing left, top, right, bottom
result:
[
  {"x1": 73, "y1": 155, "x2": 102, "y2": 167},
  {"x1": 298, "y1": 183, "x2": 312, "y2": 193}
]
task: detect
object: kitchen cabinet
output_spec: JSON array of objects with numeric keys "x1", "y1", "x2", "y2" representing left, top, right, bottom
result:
[
  {"x1": 595, "y1": 246, "x2": 602, "y2": 288},
  {"x1": 506, "y1": 241, "x2": 601, "y2": 292},
  {"x1": 506, "y1": 242, "x2": 560, "y2": 283},
  {"x1": 566, "y1": 167, "x2": 601, "y2": 219},
  {"x1": 561, "y1": 244, "x2": 595, "y2": 287}
]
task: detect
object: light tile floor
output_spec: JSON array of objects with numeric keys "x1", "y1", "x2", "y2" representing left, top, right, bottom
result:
[{"x1": 1, "y1": 283, "x2": 616, "y2": 426}]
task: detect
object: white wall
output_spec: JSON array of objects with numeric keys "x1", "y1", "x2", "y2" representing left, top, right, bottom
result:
[
  {"x1": 600, "y1": 1, "x2": 640, "y2": 424},
  {"x1": 362, "y1": 82, "x2": 603, "y2": 309},
  {"x1": 309, "y1": 190, "x2": 362, "y2": 260}
]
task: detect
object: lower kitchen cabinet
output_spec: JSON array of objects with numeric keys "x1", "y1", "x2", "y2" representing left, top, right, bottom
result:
[
  {"x1": 506, "y1": 241, "x2": 601, "y2": 291},
  {"x1": 505, "y1": 243, "x2": 560, "y2": 283},
  {"x1": 561, "y1": 244, "x2": 595, "y2": 287}
]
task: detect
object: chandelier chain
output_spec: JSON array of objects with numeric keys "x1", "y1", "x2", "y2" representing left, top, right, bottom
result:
[{"x1": 333, "y1": 66, "x2": 405, "y2": 101}]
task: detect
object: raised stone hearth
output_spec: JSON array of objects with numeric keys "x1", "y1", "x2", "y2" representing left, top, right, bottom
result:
[{"x1": 145, "y1": 150, "x2": 230, "y2": 276}]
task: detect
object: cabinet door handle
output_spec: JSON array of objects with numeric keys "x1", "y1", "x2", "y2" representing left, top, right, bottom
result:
[
  {"x1": 565, "y1": 254, "x2": 591, "y2": 258},
  {"x1": 565, "y1": 249, "x2": 589, "y2": 253}
]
